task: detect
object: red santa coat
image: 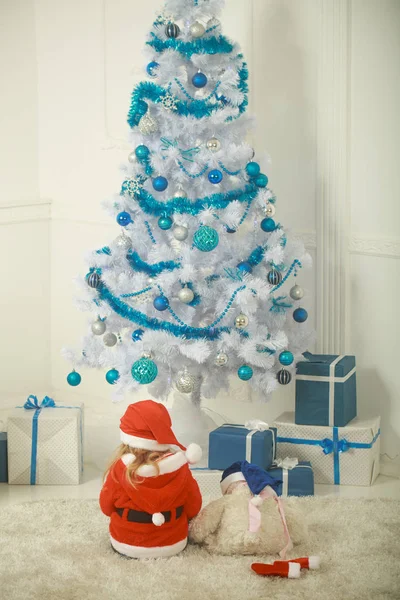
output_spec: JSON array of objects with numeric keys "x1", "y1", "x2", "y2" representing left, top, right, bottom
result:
[{"x1": 100, "y1": 451, "x2": 202, "y2": 558}]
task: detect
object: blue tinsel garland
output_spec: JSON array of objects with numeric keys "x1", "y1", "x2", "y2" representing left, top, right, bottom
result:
[
  {"x1": 147, "y1": 33, "x2": 234, "y2": 59},
  {"x1": 127, "y1": 251, "x2": 180, "y2": 275}
]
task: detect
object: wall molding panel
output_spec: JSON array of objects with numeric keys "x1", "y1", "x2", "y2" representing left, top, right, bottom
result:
[
  {"x1": 316, "y1": 0, "x2": 351, "y2": 354},
  {"x1": 349, "y1": 234, "x2": 400, "y2": 259},
  {"x1": 0, "y1": 200, "x2": 51, "y2": 225}
]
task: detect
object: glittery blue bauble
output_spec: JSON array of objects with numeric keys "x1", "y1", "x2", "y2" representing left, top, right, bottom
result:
[
  {"x1": 67, "y1": 371, "x2": 81, "y2": 387},
  {"x1": 152, "y1": 176, "x2": 168, "y2": 192},
  {"x1": 238, "y1": 365, "x2": 253, "y2": 381},
  {"x1": 246, "y1": 162, "x2": 261, "y2": 178},
  {"x1": 293, "y1": 308, "x2": 308, "y2": 323},
  {"x1": 208, "y1": 169, "x2": 223, "y2": 184},
  {"x1": 153, "y1": 296, "x2": 169, "y2": 311},
  {"x1": 146, "y1": 61, "x2": 159, "y2": 77},
  {"x1": 237, "y1": 261, "x2": 253, "y2": 274},
  {"x1": 261, "y1": 218, "x2": 276, "y2": 232},
  {"x1": 158, "y1": 215, "x2": 173, "y2": 230},
  {"x1": 87, "y1": 272, "x2": 100, "y2": 289},
  {"x1": 137, "y1": 100, "x2": 148, "y2": 116},
  {"x1": 255, "y1": 173, "x2": 269, "y2": 188},
  {"x1": 192, "y1": 72, "x2": 208, "y2": 88},
  {"x1": 106, "y1": 369, "x2": 120, "y2": 385},
  {"x1": 117, "y1": 211, "x2": 132, "y2": 226},
  {"x1": 193, "y1": 226, "x2": 219, "y2": 252},
  {"x1": 135, "y1": 145, "x2": 150, "y2": 160},
  {"x1": 279, "y1": 351, "x2": 294, "y2": 366},
  {"x1": 267, "y1": 269, "x2": 282, "y2": 285},
  {"x1": 132, "y1": 329, "x2": 144, "y2": 342},
  {"x1": 131, "y1": 358, "x2": 158, "y2": 384}
]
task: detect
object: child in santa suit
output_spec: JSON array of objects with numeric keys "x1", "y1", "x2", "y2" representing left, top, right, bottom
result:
[{"x1": 100, "y1": 399, "x2": 203, "y2": 558}]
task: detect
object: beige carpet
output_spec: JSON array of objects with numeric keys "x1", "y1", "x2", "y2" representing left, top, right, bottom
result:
[{"x1": 0, "y1": 497, "x2": 399, "y2": 600}]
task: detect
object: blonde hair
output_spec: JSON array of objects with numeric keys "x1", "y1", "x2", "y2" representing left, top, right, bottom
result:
[{"x1": 104, "y1": 444, "x2": 171, "y2": 487}]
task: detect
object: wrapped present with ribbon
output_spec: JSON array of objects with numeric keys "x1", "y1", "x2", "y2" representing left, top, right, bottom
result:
[
  {"x1": 7, "y1": 395, "x2": 84, "y2": 485},
  {"x1": 295, "y1": 352, "x2": 357, "y2": 427},
  {"x1": 274, "y1": 412, "x2": 380, "y2": 486},
  {"x1": 0, "y1": 420, "x2": 7, "y2": 483},
  {"x1": 266, "y1": 458, "x2": 314, "y2": 497},
  {"x1": 208, "y1": 420, "x2": 276, "y2": 471}
]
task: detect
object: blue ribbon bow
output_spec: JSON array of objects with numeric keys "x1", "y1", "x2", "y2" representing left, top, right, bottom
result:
[
  {"x1": 24, "y1": 395, "x2": 56, "y2": 410},
  {"x1": 160, "y1": 137, "x2": 201, "y2": 162},
  {"x1": 320, "y1": 437, "x2": 350, "y2": 455}
]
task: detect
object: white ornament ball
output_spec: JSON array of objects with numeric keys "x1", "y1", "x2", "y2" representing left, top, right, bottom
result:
[
  {"x1": 290, "y1": 284, "x2": 304, "y2": 301},
  {"x1": 138, "y1": 113, "x2": 159, "y2": 135},
  {"x1": 91, "y1": 319, "x2": 106, "y2": 335},
  {"x1": 176, "y1": 368, "x2": 196, "y2": 394},
  {"x1": 128, "y1": 151, "x2": 136, "y2": 164},
  {"x1": 178, "y1": 286, "x2": 194, "y2": 304},
  {"x1": 263, "y1": 204, "x2": 276, "y2": 217},
  {"x1": 174, "y1": 188, "x2": 187, "y2": 198},
  {"x1": 215, "y1": 352, "x2": 229, "y2": 366},
  {"x1": 206, "y1": 137, "x2": 221, "y2": 153},
  {"x1": 190, "y1": 21, "x2": 206, "y2": 38},
  {"x1": 235, "y1": 314, "x2": 249, "y2": 329},
  {"x1": 115, "y1": 234, "x2": 132, "y2": 250},
  {"x1": 173, "y1": 225, "x2": 189, "y2": 241},
  {"x1": 103, "y1": 332, "x2": 118, "y2": 347}
]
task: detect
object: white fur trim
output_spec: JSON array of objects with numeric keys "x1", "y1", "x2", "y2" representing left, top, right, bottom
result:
[
  {"x1": 152, "y1": 512, "x2": 165, "y2": 526},
  {"x1": 120, "y1": 430, "x2": 171, "y2": 451},
  {"x1": 250, "y1": 495, "x2": 263, "y2": 507},
  {"x1": 185, "y1": 443, "x2": 202, "y2": 464},
  {"x1": 136, "y1": 451, "x2": 187, "y2": 478},
  {"x1": 220, "y1": 471, "x2": 246, "y2": 494},
  {"x1": 308, "y1": 556, "x2": 321, "y2": 569},
  {"x1": 288, "y1": 562, "x2": 301, "y2": 578},
  {"x1": 110, "y1": 536, "x2": 187, "y2": 559},
  {"x1": 121, "y1": 454, "x2": 136, "y2": 466}
]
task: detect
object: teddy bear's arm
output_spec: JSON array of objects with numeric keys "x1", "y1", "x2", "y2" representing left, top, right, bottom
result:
[{"x1": 189, "y1": 497, "x2": 225, "y2": 544}]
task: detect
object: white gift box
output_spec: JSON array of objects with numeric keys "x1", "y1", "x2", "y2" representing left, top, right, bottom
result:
[
  {"x1": 8, "y1": 398, "x2": 84, "y2": 485},
  {"x1": 191, "y1": 468, "x2": 223, "y2": 505},
  {"x1": 273, "y1": 412, "x2": 380, "y2": 486}
]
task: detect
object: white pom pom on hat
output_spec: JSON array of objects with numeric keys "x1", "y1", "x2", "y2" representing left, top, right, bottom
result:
[
  {"x1": 185, "y1": 443, "x2": 202, "y2": 465},
  {"x1": 152, "y1": 512, "x2": 165, "y2": 526}
]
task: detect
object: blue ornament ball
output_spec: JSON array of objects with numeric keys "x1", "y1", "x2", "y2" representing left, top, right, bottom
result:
[
  {"x1": 192, "y1": 72, "x2": 208, "y2": 88},
  {"x1": 261, "y1": 218, "x2": 276, "y2": 232},
  {"x1": 106, "y1": 369, "x2": 120, "y2": 385},
  {"x1": 135, "y1": 145, "x2": 150, "y2": 160},
  {"x1": 87, "y1": 272, "x2": 101, "y2": 289},
  {"x1": 166, "y1": 23, "x2": 180, "y2": 39},
  {"x1": 136, "y1": 100, "x2": 148, "y2": 116},
  {"x1": 293, "y1": 307, "x2": 308, "y2": 323},
  {"x1": 158, "y1": 215, "x2": 173, "y2": 230},
  {"x1": 238, "y1": 365, "x2": 253, "y2": 381},
  {"x1": 153, "y1": 295, "x2": 169, "y2": 311},
  {"x1": 255, "y1": 173, "x2": 269, "y2": 188},
  {"x1": 246, "y1": 162, "x2": 261, "y2": 178},
  {"x1": 146, "y1": 61, "x2": 159, "y2": 77},
  {"x1": 132, "y1": 329, "x2": 144, "y2": 342},
  {"x1": 237, "y1": 261, "x2": 253, "y2": 274},
  {"x1": 131, "y1": 357, "x2": 158, "y2": 384},
  {"x1": 193, "y1": 226, "x2": 219, "y2": 252},
  {"x1": 277, "y1": 369, "x2": 292, "y2": 385},
  {"x1": 152, "y1": 176, "x2": 168, "y2": 192},
  {"x1": 279, "y1": 351, "x2": 294, "y2": 366},
  {"x1": 267, "y1": 269, "x2": 282, "y2": 286},
  {"x1": 117, "y1": 211, "x2": 132, "y2": 227},
  {"x1": 67, "y1": 371, "x2": 81, "y2": 387},
  {"x1": 208, "y1": 169, "x2": 223, "y2": 184},
  {"x1": 226, "y1": 227, "x2": 236, "y2": 234}
]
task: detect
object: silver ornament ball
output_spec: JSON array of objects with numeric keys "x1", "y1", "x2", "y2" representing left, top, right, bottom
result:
[
  {"x1": 103, "y1": 332, "x2": 118, "y2": 347},
  {"x1": 178, "y1": 286, "x2": 194, "y2": 304},
  {"x1": 263, "y1": 204, "x2": 276, "y2": 217},
  {"x1": 206, "y1": 137, "x2": 221, "y2": 153},
  {"x1": 290, "y1": 284, "x2": 304, "y2": 301},
  {"x1": 235, "y1": 314, "x2": 249, "y2": 329},
  {"x1": 115, "y1": 234, "x2": 132, "y2": 250},
  {"x1": 215, "y1": 352, "x2": 229, "y2": 366},
  {"x1": 175, "y1": 368, "x2": 196, "y2": 394},
  {"x1": 128, "y1": 151, "x2": 136, "y2": 164},
  {"x1": 91, "y1": 319, "x2": 106, "y2": 335},
  {"x1": 173, "y1": 225, "x2": 189, "y2": 241},
  {"x1": 142, "y1": 351, "x2": 154, "y2": 360},
  {"x1": 138, "y1": 113, "x2": 159, "y2": 135},
  {"x1": 190, "y1": 21, "x2": 206, "y2": 38},
  {"x1": 174, "y1": 188, "x2": 187, "y2": 198}
]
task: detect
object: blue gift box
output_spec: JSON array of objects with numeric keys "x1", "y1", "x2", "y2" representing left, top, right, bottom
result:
[
  {"x1": 267, "y1": 461, "x2": 314, "y2": 497},
  {"x1": 0, "y1": 432, "x2": 8, "y2": 483},
  {"x1": 295, "y1": 353, "x2": 357, "y2": 427},
  {"x1": 209, "y1": 424, "x2": 276, "y2": 471}
]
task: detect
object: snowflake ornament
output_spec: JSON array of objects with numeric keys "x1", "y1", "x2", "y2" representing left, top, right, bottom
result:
[
  {"x1": 124, "y1": 177, "x2": 144, "y2": 198},
  {"x1": 160, "y1": 92, "x2": 178, "y2": 112}
]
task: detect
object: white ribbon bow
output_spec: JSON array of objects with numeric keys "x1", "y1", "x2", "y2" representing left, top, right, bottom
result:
[
  {"x1": 275, "y1": 457, "x2": 299, "y2": 470},
  {"x1": 244, "y1": 420, "x2": 269, "y2": 431}
]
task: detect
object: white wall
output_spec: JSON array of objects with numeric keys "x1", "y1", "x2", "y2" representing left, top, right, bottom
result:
[{"x1": 1, "y1": 0, "x2": 398, "y2": 473}]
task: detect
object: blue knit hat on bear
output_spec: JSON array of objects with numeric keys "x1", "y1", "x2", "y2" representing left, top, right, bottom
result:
[{"x1": 220, "y1": 460, "x2": 282, "y2": 495}]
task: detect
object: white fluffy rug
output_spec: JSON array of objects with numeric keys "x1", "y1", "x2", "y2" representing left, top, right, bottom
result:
[{"x1": 0, "y1": 497, "x2": 399, "y2": 600}]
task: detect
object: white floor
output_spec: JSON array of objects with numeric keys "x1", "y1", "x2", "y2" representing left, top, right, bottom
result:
[{"x1": 0, "y1": 465, "x2": 399, "y2": 508}]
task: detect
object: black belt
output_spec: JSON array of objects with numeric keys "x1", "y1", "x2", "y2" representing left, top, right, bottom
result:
[{"x1": 115, "y1": 506, "x2": 184, "y2": 524}]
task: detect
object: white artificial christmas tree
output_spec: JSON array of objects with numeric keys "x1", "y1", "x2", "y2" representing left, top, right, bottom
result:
[{"x1": 65, "y1": 0, "x2": 313, "y2": 417}]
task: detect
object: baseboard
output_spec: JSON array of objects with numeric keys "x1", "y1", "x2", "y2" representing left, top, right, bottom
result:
[{"x1": 380, "y1": 456, "x2": 400, "y2": 479}]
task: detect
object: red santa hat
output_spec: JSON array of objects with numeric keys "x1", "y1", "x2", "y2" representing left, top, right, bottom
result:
[{"x1": 120, "y1": 400, "x2": 202, "y2": 464}]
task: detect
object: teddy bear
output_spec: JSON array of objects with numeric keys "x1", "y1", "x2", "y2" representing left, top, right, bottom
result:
[{"x1": 189, "y1": 460, "x2": 308, "y2": 556}]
